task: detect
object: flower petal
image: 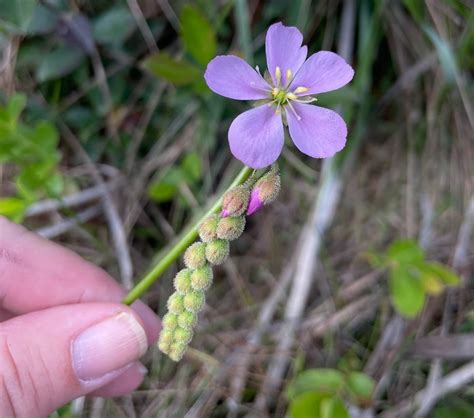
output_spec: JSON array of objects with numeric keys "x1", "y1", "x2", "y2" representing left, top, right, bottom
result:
[
  {"x1": 286, "y1": 103, "x2": 347, "y2": 158},
  {"x1": 289, "y1": 51, "x2": 354, "y2": 95},
  {"x1": 204, "y1": 55, "x2": 271, "y2": 100},
  {"x1": 229, "y1": 105, "x2": 284, "y2": 169},
  {"x1": 265, "y1": 22, "x2": 307, "y2": 86}
]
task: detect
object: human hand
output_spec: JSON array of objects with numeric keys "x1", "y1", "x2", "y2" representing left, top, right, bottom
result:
[{"x1": 0, "y1": 216, "x2": 161, "y2": 418}]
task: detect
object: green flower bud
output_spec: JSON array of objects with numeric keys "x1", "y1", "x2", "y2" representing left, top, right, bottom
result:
[
  {"x1": 199, "y1": 215, "x2": 219, "y2": 243},
  {"x1": 167, "y1": 292, "x2": 185, "y2": 314},
  {"x1": 169, "y1": 342, "x2": 187, "y2": 362},
  {"x1": 158, "y1": 338, "x2": 171, "y2": 354},
  {"x1": 174, "y1": 269, "x2": 193, "y2": 294},
  {"x1": 190, "y1": 265, "x2": 213, "y2": 291},
  {"x1": 183, "y1": 290, "x2": 205, "y2": 312},
  {"x1": 221, "y1": 185, "x2": 250, "y2": 217},
  {"x1": 183, "y1": 242, "x2": 207, "y2": 269},
  {"x1": 216, "y1": 216, "x2": 246, "y2": 241},
  {"x1": 162, "y1": 313, "x2": 179, "y2": 330},
  {"x1": 158, "y1": 328, "x2": 174, "y2": 346},
  {"x1": 205, "y1": 239, "x2": 230, "y2": 265},
  {"x1": 174, "y1": 326, "x2": 193, "y2": 344},
  {"x1": 177, "y1": 310, "x2": 198, "y2": 330}
]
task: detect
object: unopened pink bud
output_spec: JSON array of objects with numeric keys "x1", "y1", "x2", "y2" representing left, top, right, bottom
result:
[
  {"x1": 246, "y1": 189, "x2": 264, "y2": 215},
  {"x1": 246, "y1": 171, "x2": 281, "y2": 216}
]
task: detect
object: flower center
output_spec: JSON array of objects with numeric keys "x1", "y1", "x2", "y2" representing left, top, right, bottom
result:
[{"x1": 269, "y1": 66, "x2": 313, "y2": 120}]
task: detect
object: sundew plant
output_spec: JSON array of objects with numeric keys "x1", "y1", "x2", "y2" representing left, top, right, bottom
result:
[{"x1": 122, "y1": 22, "x2": 355, "y2": 361}]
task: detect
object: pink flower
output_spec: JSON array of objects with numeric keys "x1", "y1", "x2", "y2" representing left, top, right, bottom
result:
[{"x1": 204, "y1": 22, "x2": 354, "y2": 169}]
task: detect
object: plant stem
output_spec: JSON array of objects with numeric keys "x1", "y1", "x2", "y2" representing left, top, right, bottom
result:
[{"x1": 122, "y1": 165, "x2": 253, "y2": 305}]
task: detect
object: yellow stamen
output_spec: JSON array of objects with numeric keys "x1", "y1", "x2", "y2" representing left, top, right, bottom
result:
[
  {"x1": 275, "y1": 66, "x2": 282, "y2": 85},
  {"x1": 294, "y1": 86, "x2": 309, "y2": 94},
  {"x1": 286, "y1": 69, "x2": 292, "y2": 83},
  {"x1": 286, "y1": 92, "x2": 297, "y2": 100}
]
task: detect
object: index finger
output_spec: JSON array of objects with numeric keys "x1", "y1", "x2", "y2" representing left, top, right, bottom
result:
[
  {"x1": 0, "y1": 216, "x2": 160, "y2": 342},
  {"x1": 0, "y1": 216, "x2": 123, "y2": 312}
]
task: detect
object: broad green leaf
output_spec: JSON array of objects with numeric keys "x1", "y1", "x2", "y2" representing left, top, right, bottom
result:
[
  {"x1": 16, "y1": 40, "x2": 50, "y2": 70},
  {"x1": 45, "y1": 173, "x2": 64, "y2": 196},
  {"x1": 0, "y1": 0, "x2": 37, "y2": 33},
  {"x1": 36, "y1": 46, "x2": 86, "y2": 82},
  {"x1": 320, "y1": 397, "x2": 349, "y2": 418},
  {"x1": 181, "y1": 152, "x2": 202, "y2": 182},
  {"x1": 6, "y1": 94, "x2": 26, "y2": 123},
  {"x1": 287, "y1": 369, "x2": 345, "y2": 399},
  {"x1": 419, "y1": 272, "x2": 444, "y2": 295},
  {"x1": 387, "y1": 239, "x2": 424, "y2": 265},
  {"x1": 27, "y1": 4, "x2": 58, "y2": 35},
  {"x1": 434, "y1": 406, "x2": 472, "y2": 418},
  {"x1": 0, "y1": 197, "x2": 27, "y2": 221},
  {"x1": 289, "y1": 392, "x2": 348, "y2": 418},
  {"x1": 142, "y1": 52, "x2": 201, "y2": 86},
  {"x1": 31, "y1": 121, "x2": 59, "y2": 151},
  {"x1": 346, "y1": 372, "x2": 375, "y2": 402},
  {"x1": 148, "y1": 168, "x2": 184, "y2": 203},
  {"x1": 289, "y1": 392, "x2": 327, "y2": 418},
  {"x1": 180, "y1": 4, "x2": 217, "y2": 66},
  {"x1": 93, "y1": 7, "x2": 135, "y2": 45},
  {"x1": 434, "y1": 398, "x2": 474, "y2": 418},
  {"x1": 425, "y1": 262, "x2": 460, "y2": 286},
  {"x1": 148, "y1": 181, "x2": 178, "y2": 203},
  {"x1": 389, "y1": 266, "x2": 425, "y2": 318}
]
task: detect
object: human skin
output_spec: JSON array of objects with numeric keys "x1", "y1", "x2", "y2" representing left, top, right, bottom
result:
[{"x1": 0, "y1": 216, "x2": 161, "y2": 418}]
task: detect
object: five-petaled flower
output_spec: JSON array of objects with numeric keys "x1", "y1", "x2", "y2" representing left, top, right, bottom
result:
[{"x1": 204, "y1": 22, "x2": 354, "y2": 169}]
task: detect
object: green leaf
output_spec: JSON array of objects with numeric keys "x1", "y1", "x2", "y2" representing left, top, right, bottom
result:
[
  {"x1": 0, "y1": 0, "x2": 37, "y2": 33},
  {"x1": 434, "y1": 398, "x2": 474, "y2": 418},
  {"x1": 93, "y1": 7, "x2": 136, "y2": 45},
  {"x1": 320, "y1": 397, "x2": 349, "y2": 418},
  {"x1": 289, "y1": 392, "x2": 348, "y2": 418},
  {"x1": 6, "y1": 94, "x2": 27, "y2": 123},
  {"x1": 289, "y1": 392, "x2": 327, "y2": 418},
  {"x1": 425, "y1": 262, "x2": 460, "y2": 286},
  {"x1": 142, "y1": 52, "x2": 201, "y2": 86},
  {"x1": 148, "y1": 181, "x2": 178, "y2": 203},
  {"x1": 45, "y1": 173, "x2": 64, "y2": 196},
  {"x1": 389, "y1": 266, "x2": 425, "y2": 318},
  {"x1": 31, "y1": 121, "x2": 59, "y2": 151},
  {"x1": 27, "y1": 4, "x2": 58, "y2": 35},
  {"x1": 287, "y1": 369, "x2": 346, "y2": 399},
  {"x1": 147, "y1": 168, "x2": 185, "y2": 203},
  {"x1": 346, "y1": 372, "x2": 375, "y2": 402},
  {"x1": 0, "y1": 197, "x2": 27, "y2": 221},
  {"x1": 36, "y1": 46, "x2": 86, "y2": 82},
  {"x1": 386, "y1": 239, "x2": 424, "y2": 265},
  {"x1": 180, "y1": 4, "x2": 217, "y2": 66},
  {"x1": 181, "y1": 152, "x2": 202, "y2": 182},
  {"x1": 419, "y1": 271, "x2": 444, "y2": 295}
]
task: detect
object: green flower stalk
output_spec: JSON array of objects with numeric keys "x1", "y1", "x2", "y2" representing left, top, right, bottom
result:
[{"x1": 158, "y1": 165, "x2": 281, "y2": 361}]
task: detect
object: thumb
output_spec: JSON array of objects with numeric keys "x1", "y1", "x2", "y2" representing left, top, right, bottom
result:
[{"x1": 0, "y1": 303, "x2": 149, "y2": 418}]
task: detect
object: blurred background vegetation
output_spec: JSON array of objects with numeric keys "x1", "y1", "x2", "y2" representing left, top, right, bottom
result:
[{"x1": 0, "y1": 0, "x2": 473, "y2": 417}]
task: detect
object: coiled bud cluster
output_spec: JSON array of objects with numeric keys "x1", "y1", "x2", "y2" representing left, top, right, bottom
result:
[{"x1": 158, "y1": 165, "x2": 280, "y2": 361}]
